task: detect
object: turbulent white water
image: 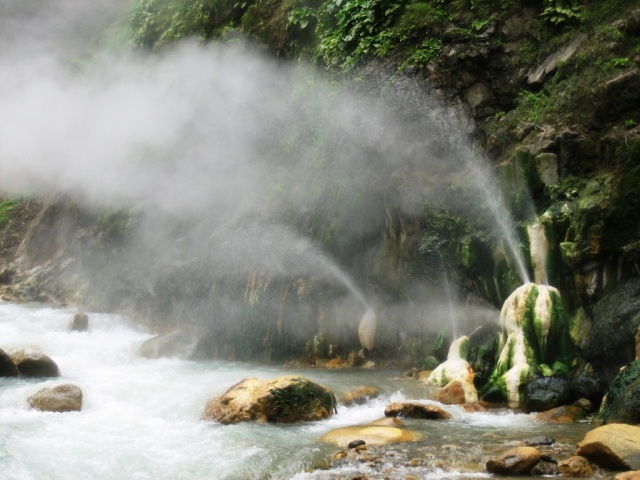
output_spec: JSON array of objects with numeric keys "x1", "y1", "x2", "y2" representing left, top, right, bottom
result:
[{"x1": 1, "y1": 303, "x2": 597, "y2": 480}]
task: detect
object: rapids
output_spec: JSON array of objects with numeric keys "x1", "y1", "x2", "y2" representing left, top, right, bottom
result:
[{"x1": 0, "y1": 303, "x2": 610, "y2": 479}]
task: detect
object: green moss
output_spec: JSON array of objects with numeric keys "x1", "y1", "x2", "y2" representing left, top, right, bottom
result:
[
  {"x1": 423, "y1": 355, "x2": 439, "y2": 370},
  {"x1": 0, "y1": 197, "x2": 24, "y2": 229},
  {"x1": 597, "y1": 360, "x2": 640, "y2": 423}
]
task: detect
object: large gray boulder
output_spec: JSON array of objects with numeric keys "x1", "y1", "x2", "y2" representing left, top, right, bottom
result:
[{"x1": 27, "y1": 384, "x2": 82, "y2": 412}]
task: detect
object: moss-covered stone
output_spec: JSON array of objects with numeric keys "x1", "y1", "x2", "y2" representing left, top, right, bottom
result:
[{"x1": 598, "y1": 360, "x2": 640, "y2": 425}]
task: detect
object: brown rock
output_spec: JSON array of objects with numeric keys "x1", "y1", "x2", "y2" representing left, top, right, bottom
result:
[
  {"x1": 535, "y1": 405, "x2": 587, "y2": 423},
  {"x1": 325, "y1": 358, "x2": 349, "y2": 369},
  {"x1": 435, "y1": 379, "x2": 478, "y2": 405},
  {"x1": 557, "y1": 456, "x2": 593, "y2": 477},
  {"x1": 69, "y1": 312, "x2": 89, "y2": 332},
  {"x1": 576, "y1": 424, "x2": 640, "y2": 470},
  {"x1": 340, "y1": 387, "x2": 380, "y2": 406},
  {"x1": 616, "y1": 470, "x2": 640, "y2": 480},
  {"x1": 11, "y1": 351, "x2": 60, "y2": 377},
  {"x1": 202, "y1": 375, "x2": 335, "y2": 424},
  {"x1": 319, "y1": 425, "x2": 422, "y2": 447},
  {"x1": 27, "y1": 384, "x2": 82, "y2": 412},
  {"x1": 460, "y1": 403, "x2": 488, "y2": 413},
  {"x1": 368, "y1": 417, "x2": 405, "y2": 427},
  {"x1": 384, "y1": 402, "x2": 451, "y2": 420},
  {"x1": 486, "y1": 446, "x2": 541, "y2": 475}
]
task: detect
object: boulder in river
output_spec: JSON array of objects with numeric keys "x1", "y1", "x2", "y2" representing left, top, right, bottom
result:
[
  {"x1": 598, "y1": 360, "x2": 640, "y2": 426},
  {"x1": 68, "y1": 312, "x2": 89, "y2": 332},
  {"x1": 340, "y1": 386, "x2": 380, "y2": 406},
  {"x1": 10, "y1": 350, "x2": 60, "y2": 377},
  {"x1": 525, "y1": 375, "x2": 571, "y2": 412},
  {"x1": 319, "y1": 425, "x2": 422, "y2": 447},
  {"x1": 435, "y1": 379, "x2": 478, "y2": 405},
  {"x1": 27, "y1": 384, "x2": 82, "y2": 412},
  {"x1": 535, "y1": 405, "x2": 587, "y2": 423},
  {"x1": 486, "y1": 446, "x2": 541, "y2": 475},
  {"x1": 202, "y1": 375, "x2": 336, "y2": 424},
  {"x1": 0, "y1": 348, "x2": 20, "y2": 377},
  {"x1": 384, "y1": 402, "x2": 451, "y2": 420},
  {"x1": 557, "y1": 456, "x2": 593, "y2": 477},
  {"x1": 576, "y1": 423, "x2": 640, "y2": 470}
]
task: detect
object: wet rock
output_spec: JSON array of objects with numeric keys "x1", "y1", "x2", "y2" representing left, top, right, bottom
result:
[
  {"x1": 435, "y1": 379, "x2": 478, "y2": 405},
  {"x1": 573, "y1": 398, "x2": 595, "y2": 413},
  {"x1": 576, "y1": 424, "x2": 640, "y2": 470},
  {"x1": 0, "y1": 348, "x2": 20, "y2": 377},
  {"x1": 340, "y1": 386, "x2": 380, "y2": 406},
  {"x1": 347, "y1": 439, "x2": 365, "y2": 449},
  {"x1": 598, "y1": 360, "x2": 640, "y2": 425},
  {"x1": 368, "y1": 417, "x2": 405, "y2": 427},
  {"x1": 358, "y1": 309, "x2": 376, "y2": 351},
  {"x1": 486, "y1": 446, "x2": 541, "y2": 475},
  {"x1": 524, "y1": 435, "x2": 556, "y2": 446},
  {"x1": 531, "y1": 458, "x2": 558, "y2": 476},
  {"x1": 570, "y1": 375, "x2": 604, "y2": 406},
  {"x1": 68, "y1": 312, "x2": 89, "y2": 332},
  {"x1": 202, "y1": 375, "x2": 335, "y2": 424},
  {"x1": 467, "y1": 323, "x2": 500, "y2": 388},
  {"x1": 27, "y1": 384, "x2": 82, "y2": 412},
  {"x1": 384, "y1": 402, "x2": 451, "y2": 420},
  {"x1": 10, "y1": 351, "x2": 60, "y2": 377},
  {"x1": 138, "y1": 330, "x2": 200, "y2": 359},
  {"x1": 535, "y1": 405, "x2": 587, "y2": 423},
  {"x1": 319, "y1": 425, "x2": 421, "y2": 447},
  {"x1": 424, "y1": 336, "x2": 474, "y2": 387},
  {"x1": 584, "y1": 277, "x2": 640, "y2": 383},
  {"x1": 616, "y1": 471, "x2": 640, "y2": 480},
  {"x1": 525, "y1": 375, "x2": 571, "y2": 413},
  {"x1": 460, "y1": 403, "x2": 488, "y2": 413},
  {"x1": 557, "y1": 456, "x2": 593, "y2": 477}
]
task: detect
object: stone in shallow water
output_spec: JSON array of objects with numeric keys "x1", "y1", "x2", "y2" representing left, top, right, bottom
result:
[
  {"x1": 486, "y1": 446, "x2": 541, "y2": 475},
  {"x1": 69, "y1": 312, "x2": 89, "y2": 332},
  {"x1": 557, "y1": 456, "x2": 593, "y2": 477},
  {"x1": 576, "y1": 424, "x2": 640, "y2": 470},
  {"x1": 340, "y1": 386, "x2": 379, "y2": 406},
  {"x1": 202, "y1": 375, "x2": 335, "y2": 424},
  {"x1": 0, "y1": 348, "x2": 19, "y2": 377},
  {"x1": 535, "y1": 405, "x2": 587, "y2": 423},
  {"x1": 319, "y1": 425, "x2": 421, "y2": 447},
  {"x1": 28, "y1": 384, "x2": 82, "y2": 412},
  {"x1": 384, "y1": 402, "x2": 451, "y2": 420},
  {"x1": 11, "y1": 351, "x2": 60, "y2": 377}
]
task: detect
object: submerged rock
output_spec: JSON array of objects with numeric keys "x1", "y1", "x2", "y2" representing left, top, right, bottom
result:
[
  {"x1": 202, "y1": 375, "x2": 335, "y2": 424},
  {"x1": 319, "y1": 425, "x2": 421, "y2": 447},
  {"x1": 576, "y1": 424, "x2": 640, "y2": 470},
  {"x1": 340, "y1": 386, "x2": 380, "y2": 406},
  {"x1": 27, "y1": 384, "x2": 82, "y2": 412},
  {"x1": 486, "y1": 446, "x2": 541, "y2": 475},
  {"x1": 384, "y1": 402, "x2": 451, "y2": 420},
  {"x1": 10, "y1": 350, "x2": 60, "y2": 377}
]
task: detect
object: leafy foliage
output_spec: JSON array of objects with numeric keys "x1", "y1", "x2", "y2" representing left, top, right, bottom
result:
[{"x1": 540, "y1": 0, "x2": 583, "y2": 25}]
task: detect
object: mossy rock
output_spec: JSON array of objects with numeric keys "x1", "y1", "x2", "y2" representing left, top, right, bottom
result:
[{"x1": 598, "y1": 360, "x2": 640, "y2": 425}]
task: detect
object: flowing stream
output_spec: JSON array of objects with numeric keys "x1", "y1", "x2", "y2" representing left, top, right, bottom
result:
[{"x1": 0, "y1": 303, "x2": 609, "y2": 479}]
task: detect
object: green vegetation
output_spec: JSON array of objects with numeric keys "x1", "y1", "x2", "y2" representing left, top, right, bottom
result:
[
  {"x1": 0, "y1": 197, "x2": 24, "y2": 229},
  {"x1": 540, "y1": 0, "x2": 583, "y2": 25}
]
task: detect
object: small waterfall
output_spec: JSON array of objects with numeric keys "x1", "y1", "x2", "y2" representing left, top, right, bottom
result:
[{"x1": 527, "y1": 221, "x2": 549, "y2": 285}]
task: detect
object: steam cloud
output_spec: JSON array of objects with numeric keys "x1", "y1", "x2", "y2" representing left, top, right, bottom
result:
[{"x1": 0, "y1": 0, "x2": 503, "y2": 336}]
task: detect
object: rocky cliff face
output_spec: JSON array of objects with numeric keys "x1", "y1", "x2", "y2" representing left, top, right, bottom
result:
[{"x1": 1, "y1": 1, "x2": 639, "y2": 387}]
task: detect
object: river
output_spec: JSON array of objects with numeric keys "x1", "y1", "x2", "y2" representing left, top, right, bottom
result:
[{"x1": 0, "y1": 302, "x2": 609, "y2": 479}]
